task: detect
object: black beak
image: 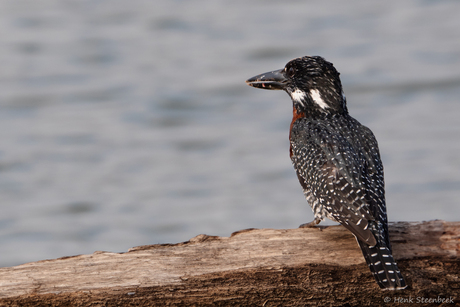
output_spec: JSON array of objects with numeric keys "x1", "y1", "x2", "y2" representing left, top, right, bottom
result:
[{"x1": 245, "y1": 69, "x2": 287, "y2": 90}]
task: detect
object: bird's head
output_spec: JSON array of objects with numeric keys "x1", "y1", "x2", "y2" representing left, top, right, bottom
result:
[{"x1": 246, "y1": 56, "x2": 347, "y2": 115}]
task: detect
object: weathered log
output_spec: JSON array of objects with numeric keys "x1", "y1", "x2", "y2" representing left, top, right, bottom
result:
[{"x1": 0, "y1": 220, "x2": 458, "y2": 306}]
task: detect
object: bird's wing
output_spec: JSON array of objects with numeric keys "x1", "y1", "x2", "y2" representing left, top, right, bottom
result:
[{"x1": 291, "y1": 119, "x2": 383, "y2": 246}]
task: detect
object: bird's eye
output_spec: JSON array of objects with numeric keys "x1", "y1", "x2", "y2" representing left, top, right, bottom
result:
[{"x1": 286, "y1": 66, "x2": 295, "y2": 77}]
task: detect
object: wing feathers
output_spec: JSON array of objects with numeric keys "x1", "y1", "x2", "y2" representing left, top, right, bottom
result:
[{"x1": 290, "y1": 116, "x2": 385, "y2": 247}]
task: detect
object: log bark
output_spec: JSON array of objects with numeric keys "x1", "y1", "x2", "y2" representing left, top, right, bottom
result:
[{"x1": 0, "y1": 220, "x2": 458, "y2": 306}]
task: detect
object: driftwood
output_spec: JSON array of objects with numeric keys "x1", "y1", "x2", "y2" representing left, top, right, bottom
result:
[{"x1": 0, "y1": 220, "x2": 458, "y2": 306}]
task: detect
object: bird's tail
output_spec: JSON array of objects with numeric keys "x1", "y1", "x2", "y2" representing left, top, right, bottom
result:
[{"x1": 357, "y1": 239, "x2": 407, "y2": 290}]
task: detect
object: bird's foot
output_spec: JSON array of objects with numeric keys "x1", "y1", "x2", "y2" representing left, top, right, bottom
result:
[{"x1": 299, "y1": 217, "x2": 321, "y2": 228}]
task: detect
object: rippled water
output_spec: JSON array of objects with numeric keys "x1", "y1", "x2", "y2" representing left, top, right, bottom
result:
[{"x1": 1, "y1": 0, "x2": 459, "y2": 267}]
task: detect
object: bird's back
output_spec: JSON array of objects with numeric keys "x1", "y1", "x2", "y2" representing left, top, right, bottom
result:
[{"x1": 290, "y1": 113, "x2": 387, "y2": 247}]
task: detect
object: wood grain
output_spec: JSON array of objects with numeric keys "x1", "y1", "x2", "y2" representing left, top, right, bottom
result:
[{"x1": 0, "y1": 220, "x2": 458, "y2": 306}]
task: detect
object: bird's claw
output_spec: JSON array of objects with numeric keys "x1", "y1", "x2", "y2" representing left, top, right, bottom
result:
[{"x1": 299, "y1": 218, "x2": 321, "y2": 228}]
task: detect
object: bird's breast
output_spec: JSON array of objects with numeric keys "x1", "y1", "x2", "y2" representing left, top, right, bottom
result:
[{"x1": 289, "y1": 107, "x2": 306, "y2": 157}]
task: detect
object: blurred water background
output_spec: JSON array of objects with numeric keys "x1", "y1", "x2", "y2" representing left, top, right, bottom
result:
[{"x1": 0, "y1": 0, "x2": 459, "y2": 267}]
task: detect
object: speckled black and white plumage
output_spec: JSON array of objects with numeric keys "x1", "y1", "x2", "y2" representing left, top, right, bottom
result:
[{"x1": 246, "y1": 56, "x2": 406, "y2": 290}]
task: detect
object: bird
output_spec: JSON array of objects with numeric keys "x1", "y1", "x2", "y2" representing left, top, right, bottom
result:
[{"x1": 245, "y1": 56, "x2": 406, "y2": 290}]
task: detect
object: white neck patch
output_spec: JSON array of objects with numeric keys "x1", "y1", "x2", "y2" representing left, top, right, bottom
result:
[
  {"x1": 310, "y1": 89, "x2": 329, "y2": 110},
  {"x1": 290, "y1": 89, "x2": 306, "y2": 106}
]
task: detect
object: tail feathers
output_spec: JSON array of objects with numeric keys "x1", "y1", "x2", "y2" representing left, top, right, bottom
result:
[{"x1": 357, "y1": 239, "x2": 407, "y2": 290}]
